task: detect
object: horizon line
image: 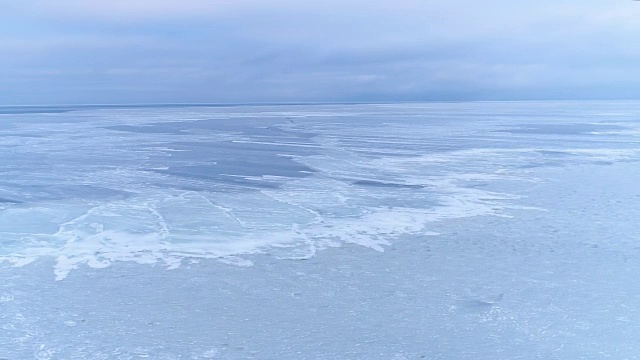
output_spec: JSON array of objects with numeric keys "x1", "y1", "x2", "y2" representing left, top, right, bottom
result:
[{"x1": 1, "y1": 98, "x2": 640, "y2": 108}]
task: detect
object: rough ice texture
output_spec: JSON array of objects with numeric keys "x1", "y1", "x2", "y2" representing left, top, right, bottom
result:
[
  {"x1": 1, "y1": 102, "x2": 640, "y2": 280},
  {"x1": 2, "y1": 101, "x2": 640, "y2": 358}
]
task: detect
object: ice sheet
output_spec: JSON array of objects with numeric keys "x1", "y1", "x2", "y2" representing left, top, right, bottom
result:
[
  {"x1": 2, "y1": 101, "x2": 640, "y2": 358},
  {"x1": 1, "y1": 101, "x2": 640, "y2": 280}
]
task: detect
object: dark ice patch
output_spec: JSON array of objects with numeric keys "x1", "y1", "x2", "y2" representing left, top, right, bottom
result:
[
  {"x1": 496, "y1": 123, "x2": 625, "y2": 135},
  {"x1": 105, "y1": 124, "x2": 187, "y2": 135},
  {"x1": 155, "y1": 159, "x2": 316, "y2": 190},
  {"x1": 0, "y1": 184, "x2": 132, "y2": 203},
  {"x1": 536, "y1": 150, "x2": 569, "y2": 156},
  {"x1": 0, "y1": 106, "x2": 73, "y2": 115},
  {"x1": 0, "y1": 134, "x2": 44, "y2": 138},
  {"x1": 103, "y1": 118, "x2": 320, "y2": 141},
  {"x1": 353, "y1": 180, "x2": 423, "y2": 189}
]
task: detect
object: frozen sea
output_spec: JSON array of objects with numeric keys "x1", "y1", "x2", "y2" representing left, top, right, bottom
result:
[{"x1": 1, "y1": 101, "x2": 640, "y2": 359}]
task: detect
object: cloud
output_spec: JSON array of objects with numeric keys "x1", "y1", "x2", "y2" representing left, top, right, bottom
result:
[
  {"x1": 12, "y1": 0, "x2": 265, "y2": 20},
  {"x1": 2, "y1": 0, "x2": 640, "y2": 104}
]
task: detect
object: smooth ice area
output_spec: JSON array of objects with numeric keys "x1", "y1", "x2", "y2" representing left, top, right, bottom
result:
[{"x1": 1, "y1": 101, "x2": 640, "y2": 358}]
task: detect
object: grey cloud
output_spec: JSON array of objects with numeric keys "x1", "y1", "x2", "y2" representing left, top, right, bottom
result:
[{"x1": 2, "y1": 1, "x2": 640, "y2": 104}]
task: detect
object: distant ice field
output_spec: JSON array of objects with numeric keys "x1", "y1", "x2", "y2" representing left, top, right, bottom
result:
[{"x1": 1, "y1": 101, "x2": 640, "y2": 280}]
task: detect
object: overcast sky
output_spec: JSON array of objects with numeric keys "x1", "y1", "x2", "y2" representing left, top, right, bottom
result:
[{"x1": 1, "y1": 0, "x2": 640, "y2": 105}]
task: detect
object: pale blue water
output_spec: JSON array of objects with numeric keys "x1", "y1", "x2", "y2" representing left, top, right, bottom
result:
[{"x1": 1, "y1": 101, "x2": 640, "y2": 359}]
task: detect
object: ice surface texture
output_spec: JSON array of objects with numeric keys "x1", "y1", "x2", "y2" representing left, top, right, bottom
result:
[
  {"x1": 3, "y1": 101, "x2": 640, "y2": 359},
  {"x1": 1, "y1": 101, "x2": 639, "y2": 280}
]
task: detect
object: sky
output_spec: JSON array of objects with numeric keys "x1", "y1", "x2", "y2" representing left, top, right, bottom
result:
[{"x1": 1, "y1": 0, "x2": 640, "y2": 105}]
